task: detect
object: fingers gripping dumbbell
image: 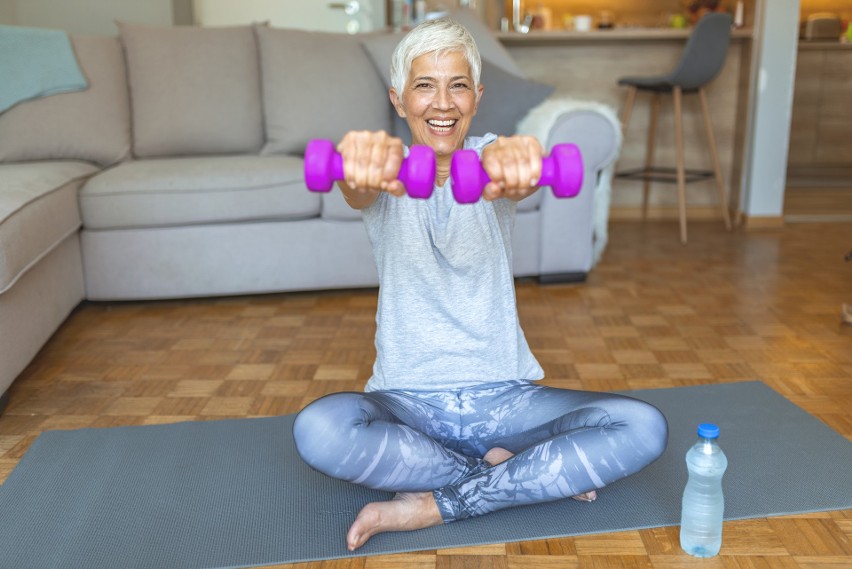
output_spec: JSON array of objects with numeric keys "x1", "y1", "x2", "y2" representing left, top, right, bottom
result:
[
  {"x1": 449, "y1": 143, "x2": 584, "y2": 204},
  {"x1": 304, "y1": 139, "x2": 437, "y2": 199}
]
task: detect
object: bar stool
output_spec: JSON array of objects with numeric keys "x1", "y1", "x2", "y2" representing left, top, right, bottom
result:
[{"x1": 616, "y1": 12, "x2": 734, "y2": 244}]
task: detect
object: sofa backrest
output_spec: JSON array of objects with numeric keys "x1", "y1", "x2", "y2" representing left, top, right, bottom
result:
[
  {"x1": 255, "y1": 26, "x2": 392, "y2": 156},
  {"x1": 0, "y1": 35, "x2": 132, "y2": 167},
  {"x1": 0, "y1": 23, "x2": 432, "y2": 165},
  {"x1": 118, "y1": 22, "x2": 264, "y2": 159}
]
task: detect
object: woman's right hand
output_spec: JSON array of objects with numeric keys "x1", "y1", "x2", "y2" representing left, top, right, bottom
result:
[{"x1": 337, "y1": 130, "x2": 406, "y2": 199}]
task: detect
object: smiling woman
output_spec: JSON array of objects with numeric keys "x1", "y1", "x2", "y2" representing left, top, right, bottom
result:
[{"x1": 290, "y1": 16, "x2": 668, "y2": 553}]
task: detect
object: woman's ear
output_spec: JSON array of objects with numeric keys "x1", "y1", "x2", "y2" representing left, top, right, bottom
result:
[
  {"x1": 389, "y1": 88, "x2": 406, "y2": 118},
  {"x1": 473, "y1": 84, "x2": 484, "y2": 114}
]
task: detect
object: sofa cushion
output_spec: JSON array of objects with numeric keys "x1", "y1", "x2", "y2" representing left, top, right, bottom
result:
[
  {"x1": 0, "y1": 161, "x2": 95, "y2": 294},
  {"x1": 360, "y1": 35, "x2": 552, "y2": 144},
  {"x1": 320, "y1": 188, "x2": 363, "y2": 221},
  {"x1": 256, "y1": 27, "x2": 392, "y2": 155},
  {"x1": 516, "y1": 187, "x2": 544, "y2": 212},
  {"x1": 0, "y1": 36, "x2": 131, "y2": 167},
  {"x1": 79, "y1": 156, "x2": 320, "y2": 230},
  {"x1": 118, "y1": 22, "x2": 263, "y2": 158}
]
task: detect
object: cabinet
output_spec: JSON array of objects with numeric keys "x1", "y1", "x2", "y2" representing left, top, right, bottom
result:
[{"x1": 789, "y1": 45, "x2": 852, "y2": 168}]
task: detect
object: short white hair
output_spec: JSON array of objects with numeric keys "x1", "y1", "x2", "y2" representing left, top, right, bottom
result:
[{"x1": 390, "y1": 17, "x2": 481, "y2": 96}]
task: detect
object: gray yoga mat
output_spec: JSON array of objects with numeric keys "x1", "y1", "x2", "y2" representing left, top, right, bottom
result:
[{"x1": 0, "y1": 381, "x2": 850, "y2": 569}]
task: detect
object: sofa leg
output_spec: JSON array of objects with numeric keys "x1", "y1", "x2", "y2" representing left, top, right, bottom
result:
[
  {"x1": 538, "y1": 272, "x2": 587, "y2": 285},
  {"x1": 0, "y1": 389, "x2": 9, "y2": 416}
]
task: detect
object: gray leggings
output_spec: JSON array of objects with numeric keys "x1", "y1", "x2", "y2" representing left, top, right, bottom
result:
[{"x1": 293, "y1": 380, "x2": 668, "y2": 522}]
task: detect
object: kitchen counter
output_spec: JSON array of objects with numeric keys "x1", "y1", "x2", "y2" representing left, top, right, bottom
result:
[{"x1": 497, "y1": 27, "x2": 753, "y2": 44}]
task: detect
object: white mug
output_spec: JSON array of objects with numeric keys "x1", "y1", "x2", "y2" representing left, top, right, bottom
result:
[{"x1": 574, "y1": 14, "x2": 592, "y2": 32}]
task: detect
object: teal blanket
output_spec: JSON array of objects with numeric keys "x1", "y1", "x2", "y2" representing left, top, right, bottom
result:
[{"x1": 0, "y1": 25, "x2": 88, "y2": 113}]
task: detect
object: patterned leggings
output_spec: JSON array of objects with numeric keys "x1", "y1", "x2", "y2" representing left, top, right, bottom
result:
[{"x1": 292, "y1": 380, "x2": 668, "y2": 522}]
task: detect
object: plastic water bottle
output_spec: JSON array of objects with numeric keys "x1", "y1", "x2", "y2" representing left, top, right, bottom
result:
[{"x1": 679, "y1": 423, "x2": 728, "y2": 558}]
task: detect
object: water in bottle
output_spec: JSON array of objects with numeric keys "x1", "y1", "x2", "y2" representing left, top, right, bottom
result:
[{"x1": 679, "y1": 423, "x2": 728, "y2": 558}]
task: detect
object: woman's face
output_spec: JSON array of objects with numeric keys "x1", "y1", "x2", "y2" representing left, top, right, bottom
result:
[{"x1": 390, "y1": 50, "x2": 483, "y2": 159}]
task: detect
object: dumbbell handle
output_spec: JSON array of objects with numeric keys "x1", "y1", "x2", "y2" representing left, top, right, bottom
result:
[
  {"x1": 450, "y1": 143, "x2": 583, "y2": 204},
  {"x1": 304, "y1": 139, "x2": 436, "y2": 199}
]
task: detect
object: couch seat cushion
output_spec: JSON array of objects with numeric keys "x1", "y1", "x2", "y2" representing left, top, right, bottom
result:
[
  {"x1": 320, "y1": 187, "x2": 362, "y2": 221},
  {"x1": 79, "y1": 155, "x2": 320, "y2": 230},
  {"x1": 0, "y1": 161, "x2": 95, "y2": 293}
]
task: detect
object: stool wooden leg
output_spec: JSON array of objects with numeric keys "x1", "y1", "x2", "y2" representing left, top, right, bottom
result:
[
  {"x1": 699, "y1": 88, "x2": 733, "y2": 230},
  {"x1": 673, "y1": 87, "x2": 688, "y2": 244},
  {"x1": 643, "y1": 93, "x2": 661, "y2": 220},
  {"x1": 620, "y1": 86, "x2": 637, "y2": 138}
]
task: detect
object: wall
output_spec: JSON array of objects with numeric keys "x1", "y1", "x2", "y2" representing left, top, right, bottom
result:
[
  {"x1": 14, "y1": 0, "x2": 173, "y2": 35},
  {"x1": 172, "y1": 0, "x2": 193, "y2": 26},
  {"x1": 0, "y1": 0, "x2": 16, "y2": 24},
  {"x1": 800, "y1": 0, "x2": 852, "y2": 21},
  {"x1": 740, "y1": 0, "x2": 800, "y2": 222}
]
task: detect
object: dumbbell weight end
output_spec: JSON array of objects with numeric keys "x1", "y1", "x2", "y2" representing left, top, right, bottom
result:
[
  {"x1": 399, "y1": 145, "x2": 437, "y2": 199},
  {"x1": 542, "y1": 144, "x2": 583, "y2": 198},
  {"x1": 304, "y1": 139, "x2": 343, "y2": 193}
]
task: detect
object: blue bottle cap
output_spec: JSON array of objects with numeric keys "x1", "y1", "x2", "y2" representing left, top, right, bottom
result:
[{"x1": 697, "y1": 423, "x2": 720, "y2": 439}]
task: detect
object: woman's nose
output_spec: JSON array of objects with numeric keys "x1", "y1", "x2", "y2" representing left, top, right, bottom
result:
[{"x1": 432, "y1": 88, "x2": 454, "y2": 110}]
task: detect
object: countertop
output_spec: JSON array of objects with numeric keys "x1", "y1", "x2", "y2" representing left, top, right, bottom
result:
[{"x1": 496, "y1": 27, "x2": 754, "y2": 44}]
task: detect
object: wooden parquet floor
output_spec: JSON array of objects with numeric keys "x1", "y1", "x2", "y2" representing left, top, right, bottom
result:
[{"x1": 2, "y1": 221, "x2": 851, "y2": 569}]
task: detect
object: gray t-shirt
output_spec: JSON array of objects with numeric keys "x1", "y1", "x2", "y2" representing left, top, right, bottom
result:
[{"x1": 361, "y1": 134, "x2": 544, "y2": 392}]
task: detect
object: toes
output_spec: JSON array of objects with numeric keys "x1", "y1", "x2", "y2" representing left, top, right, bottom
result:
[{"x1": 571, "y1": 490, "x2": 598, "y2": 502}]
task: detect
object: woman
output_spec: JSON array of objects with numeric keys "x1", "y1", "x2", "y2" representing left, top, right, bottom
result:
[{"x1": 293, "y1": 17, "x2": 668, "y2": 551}]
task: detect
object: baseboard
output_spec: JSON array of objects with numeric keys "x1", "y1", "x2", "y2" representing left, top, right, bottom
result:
[
  {"x1": 0, "y1": 389, "x2": 9, "y2": 416},
  {"x1": 538, "y1": 272, "x2": 587, "y2": 285},
  {"x1": 741, "y1": 215, "x2": 785, "y2": 229},
  {"x1": 787, "y1": 166, "x2": 852, "y2": 184},
  {"x1": 609, "y1": 206, "x2": 728, "y2": 221}
]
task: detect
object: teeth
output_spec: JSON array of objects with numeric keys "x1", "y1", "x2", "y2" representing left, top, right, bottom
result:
[{"x1": 428, "y1": 119, "x2": 456, "y2": 127}]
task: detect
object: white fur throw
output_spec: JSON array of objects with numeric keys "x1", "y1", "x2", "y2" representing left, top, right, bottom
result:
[{"x1": 516, "y1": 97, "x2": 623, "y2": 266}]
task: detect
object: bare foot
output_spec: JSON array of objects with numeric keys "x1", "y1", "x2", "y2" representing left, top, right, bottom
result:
[
  {"x1": 483, "y1": 446, "x2": 598, "y2": 503},
  {"x1": 483, "y1": 446, "x2": 514, "y2": 466},
  {"x1": 346, "y1": 492, "x2": 443, "y2": 551}
]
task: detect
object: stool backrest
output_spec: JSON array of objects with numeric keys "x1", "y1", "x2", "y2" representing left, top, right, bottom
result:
[{"x1": 668, "y1": 13, "x2": 734, "y2": 91}]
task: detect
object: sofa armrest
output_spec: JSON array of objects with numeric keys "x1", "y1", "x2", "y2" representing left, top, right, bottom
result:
[{"x1": 517, "y1": 98, "x2": 622, "y2": 274}]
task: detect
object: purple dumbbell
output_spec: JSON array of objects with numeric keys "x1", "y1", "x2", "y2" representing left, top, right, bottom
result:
[
  {"x1": 304, "y1": 139, "x2": 437, "y2": 199},
  {"x1": 450, "y1": 143, "x2": 584, "y2": 204}
]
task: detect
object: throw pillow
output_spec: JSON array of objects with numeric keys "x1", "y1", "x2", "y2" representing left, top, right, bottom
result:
[
  {"x1": 467, "y1": 58, "x2": 554, "y2": 138},
  {"x1": 117, "y1": 22, "x2": 264, "y2": 158},
  {"x1": 255, "y1": 27, "x2": 393, "y2": 155},
  {"x1": 0, "y1": 35, "x2": 131, "y2": 167}
]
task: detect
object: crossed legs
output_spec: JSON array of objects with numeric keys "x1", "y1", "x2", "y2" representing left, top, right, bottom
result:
[{"x1": 292, "y1": 380, "x2": 668, "y2": 549}]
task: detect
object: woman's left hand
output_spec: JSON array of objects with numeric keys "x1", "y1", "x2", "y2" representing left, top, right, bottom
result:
[{"x1": 479, "y1": 135, "x2": 544, "y2": 201}]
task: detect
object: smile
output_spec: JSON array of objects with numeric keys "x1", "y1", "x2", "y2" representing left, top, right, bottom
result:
[{"x1": 427, "y1": 119, "x2": 457, "y2": 132}]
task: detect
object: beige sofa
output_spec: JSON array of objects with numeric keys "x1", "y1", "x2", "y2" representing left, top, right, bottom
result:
[{"x1": 0, "y1": 14, "x2": 622, "y2": 412}]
